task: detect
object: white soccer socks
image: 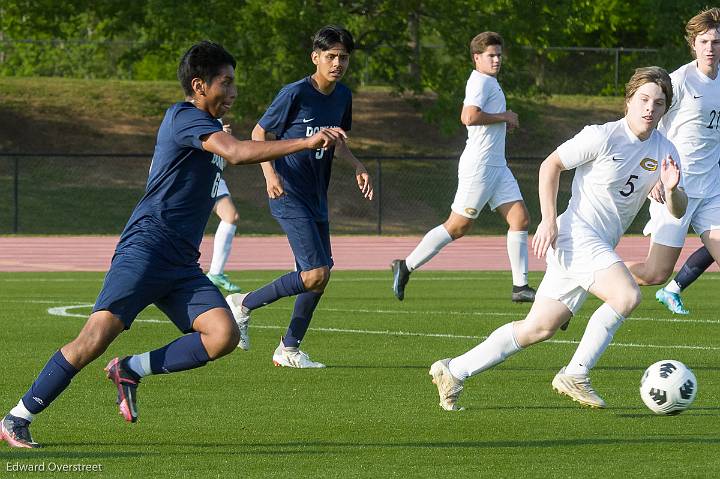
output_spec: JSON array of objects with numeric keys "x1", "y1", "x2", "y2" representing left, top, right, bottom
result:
[
  {"x1": 507, "y1": 230, "x2": 529, "y2": 287},
  {"x1": 405, "y1": 225, "x2": 453, "y2": 271},
  {"x1": 564, "y1": 303, "x2": 624, "y2": 376},
  {"x1": 209, "y1": 221, "x2": 236, "y2": 275},
  {"x1": 448, "y1": 322, "x2": 522, "y2": 380}
]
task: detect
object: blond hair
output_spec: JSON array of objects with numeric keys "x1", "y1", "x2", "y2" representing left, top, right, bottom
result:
[
  {"x1": 624, "y1": 66, "x2": 673, "y2": 115},
  {"x1": 685, "y1": 7, "x2": 720, "y2": 57}
]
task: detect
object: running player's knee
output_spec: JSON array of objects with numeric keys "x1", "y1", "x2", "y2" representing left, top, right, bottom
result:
[
  {"x1": 533, "y1": 326, "x2": 556, "y2": 343},
  {"x1": 301, "y1": 267, "x2": 329, "y2": 291},
  {"x1": 230, "y1": 211, "x2": 239, "y2": 224},
  {"x1": 207, "y1": 321, "x2": 240, "y2": 359},
  {"x1": 445, "y1": 222, "x2": 470, "y2": 239},
  {"x1": 610, "y1": 286, "x2": 642, "y2": 316},
  {"x1": 517, "y1": 321, "x2": 556, "y2": 345}
]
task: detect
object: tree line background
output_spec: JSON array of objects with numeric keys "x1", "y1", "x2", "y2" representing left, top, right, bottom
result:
[{"x1": 0, "y1": 0, "x2": 711, "y2": 130}]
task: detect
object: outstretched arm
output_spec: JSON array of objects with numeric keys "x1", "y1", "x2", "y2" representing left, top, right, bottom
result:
[
  {"x1": 659, "y1": 154, "x2": 687, "y2": 219},
  {"x1": 532, "y1": 151, "x2": 565, "y2": 258},
  {"x1": 335, "y1": 140, "x2": 373, "y2": 200},
  {"x1": 201, "y1": 128, "x2": 346, "y2": 167}
]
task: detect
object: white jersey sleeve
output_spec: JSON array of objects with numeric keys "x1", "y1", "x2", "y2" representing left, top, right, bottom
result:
[{"x1": 556, "y1": 124, "x2": 609, "y2": 170}]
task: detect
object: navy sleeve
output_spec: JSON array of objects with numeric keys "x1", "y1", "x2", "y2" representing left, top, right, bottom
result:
[
  {"x1": 258, "y1": 86, "x2": 296, "y2": 136},
  {"x1": 173, "y1": 106, "x2": 223, "y2": 150}
]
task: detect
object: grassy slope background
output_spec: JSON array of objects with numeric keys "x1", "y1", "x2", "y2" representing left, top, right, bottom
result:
[{"x1": 0, "y1": 77, "x2": 625, "y2": 235}]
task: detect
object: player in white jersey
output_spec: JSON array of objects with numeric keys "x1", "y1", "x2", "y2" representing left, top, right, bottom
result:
[
  {"x1": 429, "y1": 67, "x2": 687, "y2": 411},
  {"x1": 627, "y1": 8, "x2": 720, "y2": 314},
  {"x1": 391, "y1": 31, "x2": 535, "y2": 303},
  {"x1": 206, "y1": 120, "x2": 242, "y2": 293}
]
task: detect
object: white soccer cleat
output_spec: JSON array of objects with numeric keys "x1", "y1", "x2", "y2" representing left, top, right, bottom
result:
[
  {"x1": 272, "y1": 340, "x2": 326, "y2": 369},
  {"x1": 552, "y1": 367, "x2": 606, "y2": 408},
  {"x1": 226, "y1": 293, "x2": 251, "y2": 350},
  {"x1": 429, "y1": 358, "x2": 465, "y2": 411}
]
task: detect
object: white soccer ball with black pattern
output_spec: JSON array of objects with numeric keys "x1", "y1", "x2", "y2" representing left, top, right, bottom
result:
[{"x1": 639, "y1": 360, "x2": 697, "y2": 415}]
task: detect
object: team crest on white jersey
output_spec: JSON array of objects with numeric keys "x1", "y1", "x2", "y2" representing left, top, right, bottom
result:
[{"x1": 640, "y1": 158, "x2": 658, "y2": 171}]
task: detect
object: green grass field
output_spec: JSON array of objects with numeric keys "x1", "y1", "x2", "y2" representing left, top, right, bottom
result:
[{"x1": 1, "y1": 270, "x2": 718, "y2": 478}]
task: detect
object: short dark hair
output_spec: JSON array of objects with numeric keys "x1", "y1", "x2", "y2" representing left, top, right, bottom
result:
[
  {"x1": 177, "y1": 41, "x2": 236, "y2": 97},
  {"x1": 470, "y1": 31, "x2": 503, "y2": 55},
  {"x1": 312, "y1": 25, "x2": 355, "y2": 53}
]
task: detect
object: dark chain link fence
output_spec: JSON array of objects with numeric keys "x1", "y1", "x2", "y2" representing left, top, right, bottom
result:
[{"x1": 0, "y1": 154, "x2": 653, "y2": 236}]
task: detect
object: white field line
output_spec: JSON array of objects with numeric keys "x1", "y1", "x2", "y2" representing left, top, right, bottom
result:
[
  {"x1": 32, "y1": 301, "x2": 720, "y2": 324},
  {"x1": 43, "y1": 303, "x2": 720, "y2": 351}
]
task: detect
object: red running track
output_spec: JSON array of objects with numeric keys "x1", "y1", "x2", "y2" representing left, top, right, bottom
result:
[{"x1": 0, "y1": 235, "x2": 716, "y2": 273}]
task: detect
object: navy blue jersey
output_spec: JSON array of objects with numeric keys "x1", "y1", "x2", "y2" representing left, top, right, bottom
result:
[
  {"x1": 258, "y1": 76, "x2": 352, "y2": 220},
  {"x1": 116, "y1": 102, "x2": 224, "y2": 265}
]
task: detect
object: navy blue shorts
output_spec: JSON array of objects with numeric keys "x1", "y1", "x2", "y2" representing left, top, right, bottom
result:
[
  {"x1": 275, "y1": 217, "x2": 333, "y2": 271},
  {"x1": 93, "y1": 250, "x2": 228, "y2": 332}
]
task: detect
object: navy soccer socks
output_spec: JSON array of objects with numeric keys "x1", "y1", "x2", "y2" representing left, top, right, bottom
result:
[
  {"x1": 21, "y1": 350, "x2": 79, "y2": 415},
  {"x1": 149, "y1": 332, "x2": 210, "y2": 374},
  {"x1": 243, "y1": 271, "x2": 306, "y2": 310},
  {"x1": 283, "y1": 291, "x2": 323, "y2": 348},
  {"x1": 675, "y1": 246, "x2": 714, "y2": 290}
]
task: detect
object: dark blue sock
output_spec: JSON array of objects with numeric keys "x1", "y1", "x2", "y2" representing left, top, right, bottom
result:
[
  {"x1": 243, "y1": 271, "x2": 306, "y2": 310},
  {"x1": 21, "y1": 350, "x2": 79, "y2": 414},
  {"x1": 283, "y1": 291, "x2": 323, "y2": 348},
  {"x1": 675, "y1": 246, "x2": 714, "y2": 290},
  {"x1": 149, "y1": 332, "x2": 211, "y2": 374}
]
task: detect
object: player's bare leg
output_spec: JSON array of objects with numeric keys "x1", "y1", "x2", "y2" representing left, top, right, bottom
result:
[{"x1": 626, "y1": 242, "x2": 681, "y2": 285}]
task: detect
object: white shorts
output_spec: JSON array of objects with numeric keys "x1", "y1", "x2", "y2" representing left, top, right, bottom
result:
[
  {"x1": 536, "y1": 235, "x2": 622, "y2": 315},
  {"x1": 450, "y1": 164, "x2": 523, "y2": 219},
  {"x1": 216, "y1": 178, "x2": 230, "y2": 199},
  {"x1": 643, "y1": 194, "x2": 720, "y2": 248}
]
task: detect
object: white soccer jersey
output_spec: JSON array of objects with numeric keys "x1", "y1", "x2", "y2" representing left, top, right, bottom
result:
[
  {"x1": 658, "y1": 62, "x2": 720, "y2": 198},
  {"x1": 460, "y1": 70, "x2": 507, "y2": 167},
  {"x1": 556, "y1": 118, "x2": 680, "y2": 248}
]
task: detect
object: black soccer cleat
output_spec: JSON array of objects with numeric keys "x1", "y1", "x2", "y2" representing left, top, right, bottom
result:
[
  {"x1": 1, "y1": 414, "x2": 41, "y2": 448},
  {"x1": 511, "y1": 285, "x2": 536, "y2": 303},
  {"x1": 560, "y1": 318, "x2": 572, "y2": 331},
  {"x1": 391, "y1": 259, "x2": 411, "y2": 301}
]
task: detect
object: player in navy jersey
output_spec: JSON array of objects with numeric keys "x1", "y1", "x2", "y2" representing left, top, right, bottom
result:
[
  {"x1": 0, "y1": 41, "x2": 347, "y2": 449},
  {"x1": 226, "y1": 26, "x2": 373, "y2": 366}
]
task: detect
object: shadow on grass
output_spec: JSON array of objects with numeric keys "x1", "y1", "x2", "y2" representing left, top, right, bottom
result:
[
  {"x1": 0, "y1": 450, "x2": 152, "y2": 459},
  {"x1": 40, "y1": 436, "x2": 720, "y2": 452},
  {"x1": 18, "y1": 433, "x2": 720, "y2": 454}
]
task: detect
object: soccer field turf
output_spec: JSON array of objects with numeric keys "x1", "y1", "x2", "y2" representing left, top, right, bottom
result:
[{"x1": 1, "y1": 271, "x2": 718, "y2": 478}]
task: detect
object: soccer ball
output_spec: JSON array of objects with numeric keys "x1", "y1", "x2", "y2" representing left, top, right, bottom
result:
[{"x1": 639, "y1": 360, "x2": 697, "y2": 415}]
